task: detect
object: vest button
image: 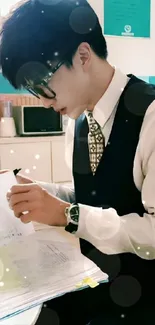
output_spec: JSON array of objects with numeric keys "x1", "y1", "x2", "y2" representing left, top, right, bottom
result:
[
  {"x1": 91, "y1": 190, "x2": 96, "y2": 196},
  {"x1": 108, "y1": 141, "x2": 111, "y2": 145}
]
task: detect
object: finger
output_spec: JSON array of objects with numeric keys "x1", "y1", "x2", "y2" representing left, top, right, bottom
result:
[
  {"x1": 9, "y1": 191, "x2": 37, "y2": 208},
  {"x1": 16, "y1": 174, "x2": 33, "y2": 185},
  {"x1": 6, "y1": 189, "x2": 12, "y2": 200},
  {"x1": 0, "y1": 169, "x2": 10, "y2": 174},
  {"x1": 10, "y1": 184, "x2": 39, "y2": 195},
  {"x1": 13, "y1": 201, "x2": 39, "y2": 217},
  {"x1": 7, "y1": 186, "x2": 30, "y2": 200},
  {"x1": 7, "y1": 188, "x2": 24, "y2": 201},
  {"x1": 20, "y1": 213, "x2": 32, "y2": 224}
]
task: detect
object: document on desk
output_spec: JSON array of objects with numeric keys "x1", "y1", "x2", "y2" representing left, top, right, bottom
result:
[{"x1": 0, "y1": 172, "x2": 108, "y2": 321}]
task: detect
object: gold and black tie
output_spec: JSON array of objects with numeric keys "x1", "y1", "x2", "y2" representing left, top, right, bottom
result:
[{"x1": 87, "y1": 111, "x2": 105, "y2": 175}]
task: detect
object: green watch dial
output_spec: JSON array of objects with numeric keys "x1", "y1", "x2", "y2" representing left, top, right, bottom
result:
[{"x1": 70, "y1": 205, "x2": 79, "y2": 223}]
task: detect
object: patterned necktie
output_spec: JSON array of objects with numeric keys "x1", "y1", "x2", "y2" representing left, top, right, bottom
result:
[{"x1": 87, "y1": 111, "x2": 105, "y2": 175}]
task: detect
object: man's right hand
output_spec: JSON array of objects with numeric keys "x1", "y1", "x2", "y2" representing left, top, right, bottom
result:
[{"x1": 0, "y1": 169, "x2": 34, "y2": 184}]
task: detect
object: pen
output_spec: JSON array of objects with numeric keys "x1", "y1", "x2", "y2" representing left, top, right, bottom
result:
[{"x1": 13, "y1": 168, "x2": 22, "y2": 176}]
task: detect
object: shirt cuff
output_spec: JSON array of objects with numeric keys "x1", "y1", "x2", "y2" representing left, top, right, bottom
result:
[{"x1": 76, "y1": 203, "x2": 121, "y2": 248}]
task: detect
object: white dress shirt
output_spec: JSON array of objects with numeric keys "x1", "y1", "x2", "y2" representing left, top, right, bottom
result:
[{"x1": 40, "y1": 69, "x2": 155, "y2": 260}]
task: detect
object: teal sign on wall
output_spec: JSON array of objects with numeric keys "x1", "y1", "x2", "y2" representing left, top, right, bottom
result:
[
  {"x1": 0, "y1": 73, "x2": 27, "y2": 94},
  {"x1": 149, "y1": 76, "x2": 155, "y2": 85},
  {"x1": 138, "y1": 76, "x2": 155, "y2": 84},
  {"x1": 104, "y1": 0, "x2": 151, "y2": 38}
]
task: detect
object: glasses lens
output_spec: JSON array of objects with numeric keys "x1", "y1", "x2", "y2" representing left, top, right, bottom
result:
[
  {"x1": 26, "y1": 87, "x2": 40, "y2": 99},
  {"x1": 26, "y1": 85, "x2": 55, "y2": 99},
  {"x1": 37, "y1": 86, "x2": 56, "y2": 99}
]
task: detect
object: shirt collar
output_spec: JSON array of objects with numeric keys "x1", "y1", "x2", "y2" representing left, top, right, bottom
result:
[{"x1": 85, "y1": 68, "x2": 130, "y2": 127}]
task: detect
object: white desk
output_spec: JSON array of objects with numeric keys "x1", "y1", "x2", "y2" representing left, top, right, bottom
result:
[{"x1": 0, "y1": 305, "x2": 42, "y2": 325}]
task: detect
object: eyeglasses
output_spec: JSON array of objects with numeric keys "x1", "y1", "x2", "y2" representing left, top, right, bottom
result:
[{"x1": 25, "y1": 60, "x2": 64, "y2": 99}]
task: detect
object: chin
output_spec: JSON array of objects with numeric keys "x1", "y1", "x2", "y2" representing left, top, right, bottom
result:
[{"x1": 67, "y1": 106, "x2": 85, "y2": 120}]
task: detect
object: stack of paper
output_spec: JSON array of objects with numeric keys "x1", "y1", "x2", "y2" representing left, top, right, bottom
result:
[{"x1": 0, "y1": 172, "x2": 108, "y2": 321}]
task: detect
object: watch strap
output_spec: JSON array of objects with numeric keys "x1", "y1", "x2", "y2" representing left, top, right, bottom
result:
[{"x1": 65, "y1": 222, "x2": 78, "y2": 234}]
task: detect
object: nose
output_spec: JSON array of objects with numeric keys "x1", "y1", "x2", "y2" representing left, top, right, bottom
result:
[{"x1": 39, "y1": 96, "x2": 56, "y2": 109}]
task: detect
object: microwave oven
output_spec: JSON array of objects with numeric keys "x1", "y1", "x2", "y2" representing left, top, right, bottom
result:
[{"x1": 13, "y1": 105, "x2": 65, "y2": 136}]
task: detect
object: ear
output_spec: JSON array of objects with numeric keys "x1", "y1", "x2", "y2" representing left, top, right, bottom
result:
[{"x1": 78, "y1": 42, "x2": 91, "y2": 68}]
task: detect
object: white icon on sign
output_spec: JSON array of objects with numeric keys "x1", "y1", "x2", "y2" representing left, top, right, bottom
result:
[{"x1": 124, "y1": 25, "x2": 132, "y2": 33}]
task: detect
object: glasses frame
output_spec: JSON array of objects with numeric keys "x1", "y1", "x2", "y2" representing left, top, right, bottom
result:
[{"x1": 25, "y1": 60, "x2": 64, "y2": 99}]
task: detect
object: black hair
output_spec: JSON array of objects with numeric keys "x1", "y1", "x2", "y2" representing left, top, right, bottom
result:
[{"x1": 0, "y1": 0, "x2": 108, "y2": 89}]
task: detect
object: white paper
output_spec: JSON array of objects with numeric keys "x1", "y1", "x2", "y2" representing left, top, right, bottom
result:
[
  {"x1": 0, "y1": 229, "x2": 108, "y2": 320},
  {"x1": 0, "y1": 172, "x2": 108, "y2": 321},
  {"x1": 0, "y1": 172, "x2": 34, "y2": 247}
]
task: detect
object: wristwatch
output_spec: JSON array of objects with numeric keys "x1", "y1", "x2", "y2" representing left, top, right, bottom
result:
[{"x1": 65, "y1": 203, "x2": 79, "y2": 234}]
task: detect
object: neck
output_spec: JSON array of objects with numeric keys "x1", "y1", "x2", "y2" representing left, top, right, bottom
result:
[{"x1": 87, "y1": 60, "x2": 115, "y2": 111}]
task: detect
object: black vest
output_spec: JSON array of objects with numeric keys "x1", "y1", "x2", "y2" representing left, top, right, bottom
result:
[{"x1": 73, "y1": 75, "x2": 155, "y2": 284}]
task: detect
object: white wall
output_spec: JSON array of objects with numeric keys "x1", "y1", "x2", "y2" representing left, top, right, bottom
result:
[{"x1": 89, "y1": 0, "x2": 155, "y2": 75}]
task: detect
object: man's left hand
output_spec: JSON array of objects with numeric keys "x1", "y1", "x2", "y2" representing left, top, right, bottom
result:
[{"x1": 7, "y1": 183, "x2": 70, "y2": 226}]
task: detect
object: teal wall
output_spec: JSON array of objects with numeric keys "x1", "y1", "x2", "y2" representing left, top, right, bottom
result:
[
  {"x1": 0, "y1": 73, "x2": 155, "y2": 94},
  {"x1": 0, "y1": 73, "x2": 27, "y2": 94}
]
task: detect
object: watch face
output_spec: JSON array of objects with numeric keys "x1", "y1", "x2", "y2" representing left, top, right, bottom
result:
[
  {"x1": 72, "y1": 214, "x2": 79, "y2": 223},
  {"x1": 70, "y1": 205, "x2": 79, "y2": 224}
]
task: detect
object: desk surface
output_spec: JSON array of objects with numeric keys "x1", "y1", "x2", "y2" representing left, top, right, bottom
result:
[{"x1": 0, "y1": 305, "x2": 42, "y2": 325}]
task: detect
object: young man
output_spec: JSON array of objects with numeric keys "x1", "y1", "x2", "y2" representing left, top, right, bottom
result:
[{"x1": 0, "y1": 0, "x2": 155, "y2": 324}]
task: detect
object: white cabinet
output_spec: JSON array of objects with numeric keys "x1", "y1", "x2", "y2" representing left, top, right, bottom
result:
[
  {"x1": 0, "y1": 136, "x2": 72, "y2": 183},
  {"x1": 51, "y1": 136, "x2": 72, "y2": 183},
  {"x1": 0, "y1": 142, "x2": 51, "y2": 182}
]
